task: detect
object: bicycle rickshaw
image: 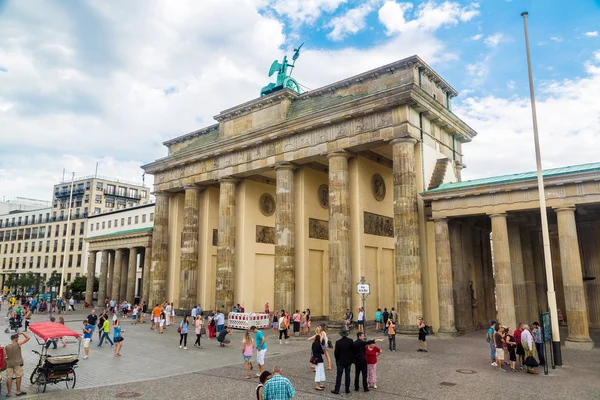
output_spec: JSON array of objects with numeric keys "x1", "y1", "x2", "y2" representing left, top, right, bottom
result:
[{"x1": 27, "y1": 322, "x2": 81, "y2": 393}]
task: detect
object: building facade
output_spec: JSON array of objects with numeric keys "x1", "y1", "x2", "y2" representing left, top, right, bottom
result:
[
  {"x1": 142, "y1": 55, "x2": 477, "y2": 331},
  {"x1": 0, "y1": 197, "x2": 51, "y2": 215},
  {"x1": 0, "y1": 176, "x2": 149, "y2": 293},
  {"x1": 85, "y1": 204, "x2": 154, "y2": 305}
]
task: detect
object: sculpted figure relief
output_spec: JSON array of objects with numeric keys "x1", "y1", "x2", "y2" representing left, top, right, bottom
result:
[
  {"x1": 259, "y1": 194, "x2": 276, "y2": 216},
  {"x1": 372, "y1": 174, "x2": 386, "y2": 201},
  {"x1": 318, "y1": 184, "x2": 329, "y2": 209}
]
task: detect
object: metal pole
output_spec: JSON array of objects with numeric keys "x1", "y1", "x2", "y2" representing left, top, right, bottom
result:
[
  {"x1": 520, "y1": 11, "x2": 562, "y2": 365},
  {"x1": 58, "y1": 173, "x2": 75, "y2": 299}
]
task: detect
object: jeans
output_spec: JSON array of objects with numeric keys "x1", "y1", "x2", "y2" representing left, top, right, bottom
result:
[
  {"x1": 388, "y1": 335, "x2": 396, "y2": 351},
  {"x1": 98, "y1": 332, "x2": 114, "y2": 346},
  {"x1": 217, "y1": 324, "x2": 224, "y2": 333},
  {"x1": 354, "y1": 360, "x2": 368, "y2": 390},
  {"x1": 195, "y1": 334, "x2": 201, "y2": 347},
  {"x1": 489, "y1": 340, "x2": 496, "y2": 359},
  {"x1": 535, "y1": 342, "x2": 545, "y2": 365},
  {"x1": 180, "y1": 333, "x2": 187, "y2": 347},
  {"x1": 334, "y1": 363, "x2": 352, "y2": 393},
  {"x1": 44, "y1": 340, "x2": 57, "y2": 349}
]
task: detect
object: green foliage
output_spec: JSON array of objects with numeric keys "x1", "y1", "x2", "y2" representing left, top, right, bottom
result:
[
  {"x1": 3, "y1": 272, "x2": 42, "y2": 292},
  {"x1": 46, "y1": 271, "x2": 62, "y2": 289},
  {"x1": 68, "y1": 275, "x2": 99, "y2": 294}
]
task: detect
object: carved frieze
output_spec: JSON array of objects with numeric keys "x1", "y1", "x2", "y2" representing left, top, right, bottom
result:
[
  {"x1": 259, "y1": 194, "x2": 276, "y2": 216},
  {"x1": 363, "y1": 212, "x2": 394, "y2": 237},
  {"x1": 256, "y1": 225, "x2": 275, "y2": 244},
  {"x1": 309, "y1": 218, "x2": 329, "y2": 240},
  {"x1": 318, "y1": 184, "x2": 329, "y2": 209},
  {"x1": 372, "y1": 173, "x2": 386, "y2": 201}
]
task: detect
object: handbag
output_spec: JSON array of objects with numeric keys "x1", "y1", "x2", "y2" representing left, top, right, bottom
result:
[
  {"x1": 328, "y1": 339, "x2": 333, "y2": 349},
  {"x1": 200, "y1": 327, "x2": 206, "y2": 335},
  {"x1": 524, "y1": 356, "x2": 539, "y2": 367},
  {"x1": 177, "y1": 326, "x2": 182, "y2": 334},
  {"x1": 309, "y1": 356, "x2": 319, "y2": 365}
]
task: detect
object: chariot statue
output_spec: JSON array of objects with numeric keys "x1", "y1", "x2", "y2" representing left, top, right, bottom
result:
[{"x1": 260, "y1": 43, "x2": 303, "y2": 96}]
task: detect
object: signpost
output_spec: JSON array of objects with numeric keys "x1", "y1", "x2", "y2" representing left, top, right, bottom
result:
[
  {"x1": 356, "y1": 276, "x2": 370, "y2": 325},
  {"x1": 540, "y1": 311, "x2": 555, "y2": 375}
]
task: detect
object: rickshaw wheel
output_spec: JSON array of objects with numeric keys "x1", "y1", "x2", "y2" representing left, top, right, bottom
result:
[
  {"x1": 66, "y1": 369, "x2": 76, "y2": 389},
  {"x1": 3, "y1": 328, "x2": 8, "y2": 334},
  {"x1": 36, "y1": 375, "x2": 47, "y2": 393},
  {"x1": 29, "y1": 367, "x2": 39, "y2": 384}
]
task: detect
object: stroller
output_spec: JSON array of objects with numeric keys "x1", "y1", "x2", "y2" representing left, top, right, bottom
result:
[{"x1": 5, "y1": 313, "x2": 23, "y2": 333}]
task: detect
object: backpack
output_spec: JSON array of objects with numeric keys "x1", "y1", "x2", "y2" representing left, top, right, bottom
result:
[{"x1": 209, "y1": 318, "x2": 216, "y2": 327}]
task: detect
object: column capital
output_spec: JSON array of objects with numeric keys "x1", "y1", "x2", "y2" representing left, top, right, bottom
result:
[
  {"x1": 488, "y1": 212, "x2": 507, "y2": 219},
  {"x1": 554, "y1": 205, "x2": 576, "y2": 213},
  {"x1": 183, "y1": 184, "x2": 203, "y2": 192},
  {"x1": 219, "y1": 176, "x2": 238, "y2": 184},
  {"x1": 151, "y1": 191, "x2": 172, "y2": 198},
  {"x1": 326, "y1": 150, "x2": 352, "y2": 160},
  {"x1": 432, "y1": 217, "x2": 448, "y2": 223},
  {"x1": 274, "y1": 162, "x2": 296, "y2": 171},
  {"x1": 390, "y1": 137, "x2": 418, "y2": 147}
]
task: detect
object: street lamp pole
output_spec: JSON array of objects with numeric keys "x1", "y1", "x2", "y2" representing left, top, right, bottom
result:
[
  {"x1": 58, "y1": 173, "x2": 75, "y2": 299},
  {"x1": 520, "y1": 11, "x2": 562, "y2": 366}
]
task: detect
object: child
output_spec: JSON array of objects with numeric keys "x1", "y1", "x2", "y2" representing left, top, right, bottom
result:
[
  {"x1": 386, "y1": 319, "x2": 396, "y2": 352},
  {"x1": 242, "y1": 329, "x2": 255, "y2": 379},
  {"x1": 113, "y1": 320, "x2": 124, "y2": 356},
  {"x1": 159, "y1": 311, "x2": 166, "y2": 334},
  {"x1": 217, "y1": 327, "x2": 232, "y2": 347},
  {"x1": 365, "y1": 342, "x2": 382, "y2": 389}
]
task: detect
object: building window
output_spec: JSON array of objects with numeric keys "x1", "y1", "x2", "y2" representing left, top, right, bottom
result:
[
  {"x1": 46, "y1": 240, "x2": 50, "y2": 253},
  {"x1": 114, "y1": 219, "x2": 118, "y2": 227},
  {"x1": 53, "y1": 240, "x2": 58, "y2": 252},
  {"x1": 78, "y1": 238, "x2": 83, "y2": 251},
  {"x1": 150, "y1": 213, "x2": 154, "y2": 222},
  {"x1": 37, "y1": 256, "x2": 41, "y2": 268},
  {"x1": 121, "y1": 218, "x2": 125, "y2": 226},
  {"x1": 106, "y1": 199, "x2": 114, "y2": 208},
  {"x1": 141, "y1": 191, "x2": 147, "y2": 198},
  {"x1": 96, "y1": 182, "x2": 103, "y2": 190},
  {"x1": 142, "y1": 214, "x2": 146, "y2": 223},
  {"x1": 70, "y1": 238, "x2": 74, "y2": 251},
  {"x1": 68, "y1": 254, "x2": 73, "y2": 268},
  {"x1": 17, "y1": 243, "x2": 21, "y2": 253},
  {"x1": 118, "y1": 186, "x2": 126, "y2": 196},
  {"x1": 95, "y1": 195, "x2": 102, "y2": 204},
  {"x1": 102, "y1": 221, "x2": 105, "y2": 229},
  {"x1": 67, "y1": 272, "x2": 71, "y2": 281},
  {"x1": 52, "y1": 255, "x2": 56, "y2": 268},
  {"x1": 31, "y1": 242, "x2": 35, "y2": 252},
  {"x1": 94, "y1": 208, "x2": 101, "y2": 215},
  {"x1": 55, "y1": 225, "x2": 59, "y2": 237},
  {"x1": 80, "y1": 222, "x2": 84, "y2": 234},
  {"x1": 23, "y1": 243, "x2": 28, "y2": 253},
  {"x1": 108, "y1": 220, "x2": 111, "y2": 228},
  {"x1": 134, "y1": 216, "x2": 139, "y2": 224},
  {"x1": 129, "y1": 188, "x2": 138, "y2": 199},
  {"x1": 96, "y1": 223, "x2": 99, "y2": 230},
  {"x1": 128, "y1": 217, "x2": 132, "y2": 225},
  {"x1": 77, "y1": 254, "x2": 81, "y2": 267},
  {"x1": 90, "y1": 224, "x2": 94, "y2": 232},
  {"x1": 106, "y1": 184, "x2": 115, "y2": 195},
  {"x1": 61, "y1": 239, "x2": 66, "y2": 252},
  {"x1": 44, "y1": 256, "x2": 48, "y2": 268}
]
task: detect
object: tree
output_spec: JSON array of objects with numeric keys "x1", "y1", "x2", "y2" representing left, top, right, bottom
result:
[
  {"x1": 68, "y1": 276, "x2": 99, "y2": 294},
  {"x1": 46, "y1": 272, "x2": 62, "y2": 290}
]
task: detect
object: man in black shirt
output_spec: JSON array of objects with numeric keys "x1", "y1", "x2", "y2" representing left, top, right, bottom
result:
[
  {"x1": 217, "y1": 327, "x2": 232, "y2": 347},
  {"x1": 86, "y1": 309, "x2": 98, "y2": 342},
  {"x1": 353, "y1": 332, "x2": 384, "y2": 392},
  {"x1": 331, "y1": 328, "x2": 354, "y2": 395}
]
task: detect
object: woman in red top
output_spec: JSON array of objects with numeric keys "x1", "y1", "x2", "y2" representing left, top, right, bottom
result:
[{"x1": 365, "y1": 343, "x2": 382, "y2": 389}]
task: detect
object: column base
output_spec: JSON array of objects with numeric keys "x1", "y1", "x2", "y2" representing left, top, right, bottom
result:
[
  {"x1": 456, "y1": 325, "x2": 479, "y2": 335},
  {"x1": 397, "y1": 326, "x2": 419, "y2": 336},
  {"x1": 436, "y1": 329, "x2": 458, "y2": 338},
  {"x1": 565, "y1": 338, "x2": 595, "y2": 350}
]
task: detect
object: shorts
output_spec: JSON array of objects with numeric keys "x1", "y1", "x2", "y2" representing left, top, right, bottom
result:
[
  {"x1": 243, "y1": 355, "x2": 252, "y2": 362},
  {"x1": 84, "y1": 338, "x2": 91, "y2": 348},
  {"x1": 357, "y1": 321, "x2": 364, "y2": 325},
  {"x1": 132, "y1": 315, "x2": 137, "y2": 320},
  {"x1": 273, "y1": 322, "x2": 279, "y2": 329},
  {"x1": 293, "y1": 321, "x2": 300, "y2": 332},
  {"x1": 153, "y1": 317, "x2": 160, "y2": 323},
  {"x1": 496, "y1": 349, "x2": 504, "y2": 361},
  {"x1": 516, "y1": 344, "x2": 525, "y2": 356},
  {"x1": 257, "y1": 349, "x2": 266, "y2": 365},
  {"x1": 7, "y1": 365, "x2": 24, "y2": 378},
  {"x1": 418, "y1": 332, "x2": 426, "y2": 342}
]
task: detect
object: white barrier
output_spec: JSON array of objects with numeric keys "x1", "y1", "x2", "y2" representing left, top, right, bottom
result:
[{"x1": 227, "y1": 312, "x2": 270, "y2": 330}]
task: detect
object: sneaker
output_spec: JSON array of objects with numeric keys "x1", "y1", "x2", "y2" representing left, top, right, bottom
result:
[
  {"x1": 491, "y1": 362, "x2": 497, "y2": 366},
  {"x1": 423, "y1": 350, "x2": 428, "y2": 353},
  {"x1": 184, "y1": 347, "x2": 187, "y2": 350},
  {"x1": 393, "y1": 350, "x2": 396, "y2": 352},
  {"x1": 498, "y1": 369, "x2": 505, "y2": 372},
  {"x1": 180, "y1": 346, "x2": 182, "y2": 349},
  {"x1": 417, "y1": 349, "x2": 423, "y2": 352},
  {"x1": 83, "y1": 356, "x2": 88, "y2": 359}
]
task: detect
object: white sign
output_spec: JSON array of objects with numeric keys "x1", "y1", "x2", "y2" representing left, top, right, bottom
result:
[{"x1": 356, "y1": 284, "x2": 370, "y2": 294}]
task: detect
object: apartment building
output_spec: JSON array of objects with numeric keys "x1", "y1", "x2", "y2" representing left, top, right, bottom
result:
[{"x1": 0, "y1": 175, "x2": 149, "y2": 291}]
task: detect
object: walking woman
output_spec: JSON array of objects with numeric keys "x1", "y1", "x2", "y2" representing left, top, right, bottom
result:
[
  {"x1": 320, "y1": 325, "x2": 332, "y2": 370},
  {"x1": 242, "y1": 329, "x2": 255, "y2": 379},
  {"x1": 194, "y1": 315, "x2": 203, "y2": 348},
  {"x1": 170, "y1": 302, "x2": 176, "y2": 325},
  {"x1": 208, "y1": 312, "x2": 216, "y2": 339},
  {"x1": 312, "y1": 334, "x2": 326, "y2": 391},
  {"x1": 113, "y1": 320, "x2": 124, "y2": 357},
  {"x1": 386, "y1": 318, "x2": 396, "y2": 352},
  {"x1": 357, "y1": 307, "x2": 365, "y2": 333},
  {"x1": 278, "y1": 311, "x2": 289, "y2": 344},
  {"x1": 179, "y1": 316, "x2": 189, "y2": 349},
  {"x1": 272, "y1": 312, "x2": 279, "y2": 337}
]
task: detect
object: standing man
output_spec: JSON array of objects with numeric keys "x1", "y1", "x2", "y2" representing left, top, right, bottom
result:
[
  {"x1": 262, "y1": 365, "x2": 295, "y2": 400},
  {"x1": 151, "y1": 304, "x2": 161, "y2": 331},
  {"x1": 331, "y1": 328, "x2": 354, "y2": 395},
  {"x1": 532, "y1": 322, "x2": 545, "y2": 365},
  {"x1": 69, "y1": 296, "x2": 75, "y2": 311},
  {"x1": 382, "y1": 308, "x2": 389, "y2": 335},
  {"x1": 191, "y1": 305, "x2": 198, "y2": 321},
  {"x1": 487, "y1": 320, "x2": 497, "y2": 366},
  {"x1": 6, "y1": 332, "x2": 30, "y2": 396},
  {"x1": 417, "y1": 317, "x2": 428, "y2": 352},
  {"x1": 353, "y1": 332, "x2": 383, "y2": 392},
  {"x1": 97, "y1": 315, "x2": 114, "y2": 347},
  {"x1": 87, "y1": 309, "x2": 98, "y2": 342},
  {"x1": 216, "y1": 310, "x2": 225, "y2": 333},
  {"x1": 251, "y1": 325, "x2": 267, "y2": 378},
  {"x1": 82, "y1": 320, "x2": 92, "y2": 359},
  {"x1": 514, "y1": 322, "x2": 525, "y2": 370}
]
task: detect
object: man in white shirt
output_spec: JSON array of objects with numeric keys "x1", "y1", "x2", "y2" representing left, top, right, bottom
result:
[
  {"x1": 521, "y1": 324, "x2": 538, "y2": 375},
  {"x1": 191, "y1": 306, "x2": 198, "y2": 320},
  {"x1": 69, "y1": 297, "x2": 75, "y2": 311},
  {"x1": 216, "y1": 310, "x2": 225, "y2": 333}
]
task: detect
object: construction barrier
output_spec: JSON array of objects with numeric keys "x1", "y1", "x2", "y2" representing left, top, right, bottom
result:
[{"x1": 227, "y1": 313, "x2": 270, "y2": 330}]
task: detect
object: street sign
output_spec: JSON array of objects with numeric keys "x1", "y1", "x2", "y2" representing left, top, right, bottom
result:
[{"x1": 356, "y1": 284, "x2": 370, "y2": 294}]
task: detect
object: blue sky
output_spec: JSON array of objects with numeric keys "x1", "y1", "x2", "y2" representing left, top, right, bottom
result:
[{"x1": 0, "y1": 0, "x2": 599, "y2": 200}]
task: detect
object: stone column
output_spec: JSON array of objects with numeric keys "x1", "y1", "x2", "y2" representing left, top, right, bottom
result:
[
  {"x1": 555, "y1": 207, "x2": 594, "y2": 349},
  {"x1": 580, "y1": 223, "x2": 600, "y2": 328},
  {"x1": 550, "y1": 231, "x2": 567, "y2": 322},
  {"x1": 434, "y1": 218, "x2": 456, "y2": 334},
  {"x1": 126, "y1": 247, "x2": 137, "y2": 304},
  {"x1": 481, "y1": 230, "x2": 495, "y2": 322},
  {"x1": 111, "y1": 249, "x2": 123, "y2": 301},
  {"x1": 275, "y1": 163, "x2": 296, "y2": 314},
  {"x1": 85, "y1": 251, "x2": 97, "y2": 305},
  {"x1": 472, "y1": 226, "x2": 487, "y2": 327},
  {"x1": 97, "y1": 250, "x2": 109, "y2": 305},
  {"x1": 520, "y1": 227, "x2": 539, "y2": 322},
  {"x1": 179, "y1": 186, "x2": 201, "y2": 312},
  {"x1": 327, "y1": 152, "x2": 352, "y2": 325},
  {"x1": 215, "y1": 177, "x2": 237, "y2": 313},
  {"x1": 449, "y1": 222, "x2": 467, "y2": 331},
  {"x1": 107, "y1": 251, "x2": 114, "y2": 301},
  {"x1": 490, "y1": 213, "x2": 516, "y2": 329},
  {"x1": 531, "y1": 230, "x2": 548, "y2": 312},
  {"x1": 508, "y1": 223, "x2": 528, "y2": 325},
  {"x1": 391, "y1": 138, "x2": 422, "y2": 333},
  {"x1": 461, "y1": 225, "x2": 475, "y2": 329},
  {"x1": 150, "y1": 193, "x2": 170, "y2": 306},
  {"x1": 119, "y1": 250, "x2": 128, "y2": 302},
  {"x1": 142, "y1": 246, "x2": 152, "y2": 306}
]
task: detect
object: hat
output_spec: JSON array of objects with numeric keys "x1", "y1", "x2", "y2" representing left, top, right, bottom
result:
[
  {"x1": 490, "y1": 320, "x2": 496, "y2": 325},
  {"x1": 10, "y1": 333, "x2": 18, "y2": 340},
  {"x1": 339, "y1": 328, "x2": 349, "y2": 337}
]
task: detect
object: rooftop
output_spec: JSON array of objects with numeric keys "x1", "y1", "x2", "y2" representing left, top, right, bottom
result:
[{"x1": 426, "y1": 162, "x2": 600, "y2": 193}]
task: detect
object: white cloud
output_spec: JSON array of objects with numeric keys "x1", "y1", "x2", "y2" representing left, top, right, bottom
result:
[
  {"x1": 457, "y1": 56, "x2": 600, "y2": 180},
  {"x1": 326, "y1": 0, "x2": 381, "y2": 41},
  {"x1": 584, "y1": 31, "x2": 598, "y2": 37},
  {"x1": 268, "y1": 0, "x2": 348, "y2": 24},
  {"x1": 379, "y1": 0, "x2": 479, "y2": 35},
  {"x1": 594, "y1": 50, "x2": 600, "y2": 61},
  {"x1": 471, "y1": 33, "x2": 483, "y2": 41},
  {"x1": 465, "y1": 56, "x2": 490, "y2": 87},
  {"x1": 484, "y1": 33, "x2": 504, "y2": 47},
  {"x1": 506, "y1": 80, "x2": 515, "y2": 90},
  {"x1": 550, "y1": 36, "x2": 563, "y2": 42}
]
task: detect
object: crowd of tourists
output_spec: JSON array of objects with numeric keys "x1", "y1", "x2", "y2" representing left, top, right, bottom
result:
[{"x1": 486, "y1": 319, "x2": 545, "y2": 374}]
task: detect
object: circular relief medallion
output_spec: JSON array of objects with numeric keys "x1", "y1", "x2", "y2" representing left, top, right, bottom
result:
[
  {"x1": 318, "y1": 184, "x2": 329, "y2": 209},
  {"x1": 259, "y1": 193, "x2": 275, "y2": 216},
  {"x1": 372, "y1": 173, "x2": 386, "y2": 201}
]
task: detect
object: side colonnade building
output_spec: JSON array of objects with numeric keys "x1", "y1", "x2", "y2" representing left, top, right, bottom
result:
[{"x1": 142, "y1": 55, "x2": 477, "y2": 331}]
